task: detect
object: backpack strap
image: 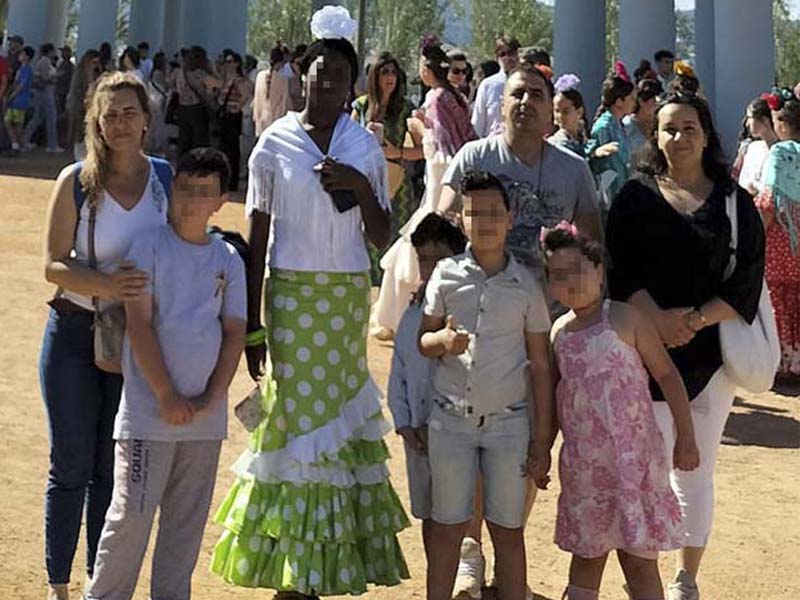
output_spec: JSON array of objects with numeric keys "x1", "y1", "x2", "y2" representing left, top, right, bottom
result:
[
  {"x1": 149, "y1": 156, "x2": 173, "y2": 201},
  {"x1": 72, "y1": 161, "x2": 86, "y2": 211}
]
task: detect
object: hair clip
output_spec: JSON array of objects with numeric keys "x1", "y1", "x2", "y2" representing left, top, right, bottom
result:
[
  {"x1": 539, "y1": 220, "x2": 580, "y2": 245},
  {"x1": 674, "y1": 60, "x2": 696, "y2": 79},
  {"x1": 614, "y1": 61, "x2": 631, "y2": 83},
  {"x1": 554, "y1": 73, "x2": 581, "y2": 93}
]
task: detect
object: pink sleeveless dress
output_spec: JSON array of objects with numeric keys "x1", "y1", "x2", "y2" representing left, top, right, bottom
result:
[{"x1": 553, "y1": 301, "x2": 684, "y2": 558}]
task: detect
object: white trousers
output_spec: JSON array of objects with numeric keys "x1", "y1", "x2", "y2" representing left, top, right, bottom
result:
[{"x1": 653, "y1": 369, "x2": 736, "y2": 548}]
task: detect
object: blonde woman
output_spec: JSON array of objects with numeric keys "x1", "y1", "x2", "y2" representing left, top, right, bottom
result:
[{"x1": 40, "y1": 72, "x2": 172, "y2": 600}]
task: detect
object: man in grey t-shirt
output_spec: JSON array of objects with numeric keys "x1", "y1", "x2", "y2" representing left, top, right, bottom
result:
[{"x1": 441, "y1": 64, "x2": 602, "y2": 271}]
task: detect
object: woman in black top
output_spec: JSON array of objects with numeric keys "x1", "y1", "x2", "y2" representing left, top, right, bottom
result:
[{"x1": 606, "y1": 92, "x2": 765, "y2": 600}]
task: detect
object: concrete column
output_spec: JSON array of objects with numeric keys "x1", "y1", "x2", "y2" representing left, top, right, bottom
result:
[
  {"x1": 179, "y1": 0, "x2": 212, "y2": 52},
  {"x1": 46, "y1": 0, "x2": 70, "y2": 47},
  {"x1": 208, "y1": 0, "x2": 248, "y2": 57},
  {"x1": 694, "y1": 0, "x2": 715, "y2": 112},
  {"x1": 619, "y1": 0, "x2": 675, "y2": 72},
  {"x1": 554, "y1": 0, "x2": 606, "y2": 118},
  {"x1": 6, "y1": 0, "x2": 49, "y2": 48},
  {"x1": 77, "y1": 0, "x2": 119, "y2": 58},
  {"x1": 714, "y1": 0, "x2": 774, "y2": 155},
  {"x1": 161, "y1": 0, "x2": 184, "y2": 57},
  {"x1": 128, "y1": 0, "x2": 166, "y2": 50}
]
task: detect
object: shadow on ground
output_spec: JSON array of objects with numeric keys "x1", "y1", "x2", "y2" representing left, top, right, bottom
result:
[{"x1": 723, "y1": 397, "x2": 800, "y2": 449}]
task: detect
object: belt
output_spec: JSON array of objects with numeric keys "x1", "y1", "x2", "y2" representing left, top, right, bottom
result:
[
  {"x1": 433, "y1": 397, "x2": 527, "y2": 427},
  {"x1": 48, "y1": 296, "x2": 93, "y2": 315}
]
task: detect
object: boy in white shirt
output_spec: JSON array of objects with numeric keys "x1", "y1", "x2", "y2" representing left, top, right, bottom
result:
[
  {"x1": 387, "y1": 213, "x2": 468, "y2": 560},
  {"x1": 86, "y1": 148, "x2": 247, "y2": 600}
]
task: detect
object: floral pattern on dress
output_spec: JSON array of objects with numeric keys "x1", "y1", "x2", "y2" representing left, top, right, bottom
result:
[{"x1": 553, "y1": 302, "x2": 684, "y2": 559}]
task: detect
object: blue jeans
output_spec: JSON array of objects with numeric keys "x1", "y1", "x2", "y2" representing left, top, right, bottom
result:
[
  {"x1": 427, "y1": 403, "x2": 531, "y2": 529},
  {"x1": 23, "y1": 85, "x2": 58, "y2": 149},
  {"x1": 39, "y1": 307, "x2": 122, "y2": 584}
]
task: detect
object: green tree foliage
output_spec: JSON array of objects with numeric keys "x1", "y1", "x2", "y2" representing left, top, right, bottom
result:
[
  {"x1": 675, "y1": 8, "x2": 694, "y2": 63},
  {"x1": 774, "y1": 0, "x2": 800, "y2": 86},
  {"x1": 342, "y1": 0, "x2": 448, "y2": 71},
  {"x1": 247, "y1": 0, "x2": 315, "y2": 57},
  {"x1": 605, "y1": 0, "x2": 619, "y2": 72},
  {"x1": 469, "y1": 0, "x2": 552, "y2": 61}
]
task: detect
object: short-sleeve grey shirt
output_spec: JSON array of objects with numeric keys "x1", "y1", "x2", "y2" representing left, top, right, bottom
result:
[
  {"x1": 442, "y1": 134, "x2": 599, "y2": 269},
  {"x1": 115, "y1": 226, "x2": 247, "y2": 442},
  {"x1": 423, "y1": 248, "x2": 551, "y2": 416}
]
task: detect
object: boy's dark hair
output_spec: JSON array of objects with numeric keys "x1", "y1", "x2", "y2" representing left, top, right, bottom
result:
[
  {"x1": 542, "y1": 228, "x2": 605, "y2": 267},
  {"x1": 410, "y1": 213, "x2": 468, "y2": 254},
  {"x1": 654, "y1": 49, "x2": 675, "y2": 62},
  {"x1": 460, "y1": 170, "x2": 510, "y2": 210},
  {"x1": 138, "y1": 41, "x2": 149, "y2": 51},
  {"x1": 176, "y1": 147, "x2": 231, "y2": 194},
  {"x1": 22, "y1": 46, "x2": 35, "y2": 60}
]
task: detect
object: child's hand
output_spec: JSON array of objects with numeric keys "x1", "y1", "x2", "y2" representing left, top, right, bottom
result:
[
  {"x1": 441, "y1": 315, "x2": 470, "y2": 356},
  {"x1": 654, "y1": 307, "x2": 695, "y2": 349},
  {"x1": 525, "y1": 443, "x2": 551, "y2": 490},
  {"x1": 160, "y1": 390, "x2": 194, "y2": 426},
  {"x1": 188, "y1": 390, "x2": 215, "y2": 414},
  {"x1": 674, "y1": 434, "x2": 700, "y2": 471}
]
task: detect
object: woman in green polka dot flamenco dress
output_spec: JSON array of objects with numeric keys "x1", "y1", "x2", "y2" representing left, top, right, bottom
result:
[{"x1": 210, "y1": 8, "x2": 410, "y2": 599}]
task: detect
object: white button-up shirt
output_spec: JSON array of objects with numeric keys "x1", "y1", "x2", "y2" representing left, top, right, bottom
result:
[
  {"x1": 471, "y1": 70, "x2": 507, "y2": 138},
  {"x1": 423, "y1": 248, "x2": 551, "y2": 416}
]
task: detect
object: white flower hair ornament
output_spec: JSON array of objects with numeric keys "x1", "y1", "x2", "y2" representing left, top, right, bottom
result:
[
  {"x1": 310, "y1": 6, "x2": 358, "y2": 42},
  {"x1": 554, "y1": 73, "x2": 581, "y2": 94}
]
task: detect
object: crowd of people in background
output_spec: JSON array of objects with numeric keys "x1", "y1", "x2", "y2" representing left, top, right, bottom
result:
[{"x1": 18, "y1": 4, "x2": 799, "y2": 598}]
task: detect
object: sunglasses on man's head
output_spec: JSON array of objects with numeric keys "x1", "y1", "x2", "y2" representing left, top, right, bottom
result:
[{"x1": 450, "y1": 67, "x2": 468, "y2": 75}]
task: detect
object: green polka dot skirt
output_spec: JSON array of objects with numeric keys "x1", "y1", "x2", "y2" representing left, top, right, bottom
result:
[{"x1": 211, "y1": 270, "x2": 410, "y2": 595}]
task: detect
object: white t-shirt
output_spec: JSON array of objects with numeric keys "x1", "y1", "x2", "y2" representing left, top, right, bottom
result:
[
  {"x1": 738, "y1": 140, "x2": 770, "y2": 193},
  {"x1": 62, "y1": 162, "x2": 169, "y2": 311},
  {"x1": 114, "y1": 226, "x2": 247, "y2": 442}
]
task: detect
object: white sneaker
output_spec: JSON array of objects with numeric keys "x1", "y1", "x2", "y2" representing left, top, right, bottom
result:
[
  {"x1": 452, "y1": 537, "x2": 484, "y2": 600},
  {"x1": 667, "y1": 569, "x2": 700, "y2": 600},
  {"x1": 22, "y1": 142, "x2": 35, "y2": 151},
  {"x1": 46, "y1": 146, "x2": 66, "y2": 153},
  {"x1": 10, "y1": 142, "x2": 20, "y2": 151}
]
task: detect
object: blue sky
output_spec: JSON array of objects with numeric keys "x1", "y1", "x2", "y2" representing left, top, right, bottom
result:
[{"x1": 541, "y1": 0, "x2": 800, "y2": 19}]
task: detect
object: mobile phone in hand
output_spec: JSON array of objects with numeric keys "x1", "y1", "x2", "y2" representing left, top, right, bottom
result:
[{"x1": 330, "y1": 190, "x2": 359, "y2": 213}]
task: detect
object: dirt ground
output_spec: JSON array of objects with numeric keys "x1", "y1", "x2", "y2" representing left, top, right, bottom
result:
[{"x1": 1, "y1": 152, "x2": 799, "y2": 600}]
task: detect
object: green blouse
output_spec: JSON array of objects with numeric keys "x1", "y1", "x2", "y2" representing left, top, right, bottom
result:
[{"x1": 352, "y1": 95, "x2": 414, "y2": 148}]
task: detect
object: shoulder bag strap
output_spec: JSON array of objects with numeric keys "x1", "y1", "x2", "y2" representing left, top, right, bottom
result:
[
  {"x1": 724, "y1": 191, "x2": 738, "y2": 280},
  {"x1": 87, "y1": 199, "x2": 100, "y2": 312}
]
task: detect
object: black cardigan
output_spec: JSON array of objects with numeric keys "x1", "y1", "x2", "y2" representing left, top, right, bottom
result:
[{"x1": 606, "y1": 174, "x2": 766, "y2": 401}]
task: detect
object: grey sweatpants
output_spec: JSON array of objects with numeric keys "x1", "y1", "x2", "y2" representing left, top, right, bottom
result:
[{"x1": 85, "y1": 439, "x2": 222, "y2": 600}]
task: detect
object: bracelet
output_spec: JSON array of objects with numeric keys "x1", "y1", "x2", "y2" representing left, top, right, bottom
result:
[{"x1": 245, "y1": 328, "x2": 267, "y2": 347}]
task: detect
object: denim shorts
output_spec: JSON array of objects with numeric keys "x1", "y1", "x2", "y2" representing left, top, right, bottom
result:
[
  {"x1": 427, "y1": 404, "x2": 530, "y2": 529},
  {"x1": 403, "y1": 439, "x2": 432, "y2": 520}
]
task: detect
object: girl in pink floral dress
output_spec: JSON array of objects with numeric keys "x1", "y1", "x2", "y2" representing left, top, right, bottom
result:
[{"x1": 541, "y1": 225, "x2": 700, "y2": 600}]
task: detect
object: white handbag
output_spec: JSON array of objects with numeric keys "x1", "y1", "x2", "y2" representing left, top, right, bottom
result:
[{"x1": 719, "y1": 192, "x2": 781, "y2": 392}]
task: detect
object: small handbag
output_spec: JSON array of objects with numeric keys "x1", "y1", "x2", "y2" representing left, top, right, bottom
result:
[
  {"x1": 719, "y1": 192, "x2": 780, "y2": 392},
  {"x1": 87, "y1": 200, "x2": 126, "y2": 374}
]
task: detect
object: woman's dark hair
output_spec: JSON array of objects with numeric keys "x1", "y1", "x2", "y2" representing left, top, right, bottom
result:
[
  {"x1": 366, "y1": 52, "x2": 406, "y2": 123},
  {"x1": 460, "y1": 170, "x2": 510, "y2": 210},
  {"x1": 596, "y1": 73, "x2": 635, "y2": 121},
  {"x1": 269, "y1": 44, "x2": 285, "y2": 66},
  {"x1": 300, "y1": 37, "x2": 359, "y2": 94},
  {"x1": 634, "y1": 78, "x2": 662, "y2": 112},
  {"x1": 776, "y1": 98, "x2": 800, "y2": 133},
  {"x1": 556, "y1": 87, "x2": 589, "y2": 139},
  {"x1": 672, "y1": 72, "x2": 700, "y2": 96},
  {"x1": 633, "y1": 59, "x2": 656, "y2": 83},
  {"x1": 40, "y1": 42, "x2": 55, "y2": 56},
  {"x1": 479, "y1": 60, "x2": 500, "y2": 79},
  {"x1": 99, "y1": 42, "x2": 112, "y2": 64},
  {"x1": 638, "y1": 92, "x2": 732, "y2": 191},
  {"x1": 120, "y1": 46, "x2": 141, "y2": 70},
  {"x1": 176, "y1": 147, "x2": 231, "y2": 195},
  {"x1": 422, "y1": 41, "x2": 467, "y2": 109},
  {"x1": 542, "y1": 228, "x2": 605, "y2": 267},
  {"x1": 229, "y1": 52, "x2": 244, "y2": 76},
  {"x1": 244, "y1": 54, "x2": 258, "y2": 73},
  {"x1": 447, "y1": 49, "x2": 467, "y2": 63},
  {"x1": 185, "y1": 46, "x2": 209, "y2": 72},
  {"x1": 748, "y1": 96, "x2": 772, "y2": 122},
  {"x1": 153, "y1": 51, "x2": 166, "y2": 74},
  {"x1": 411, "y1": 213, "x2": 468, "y2": 254}
]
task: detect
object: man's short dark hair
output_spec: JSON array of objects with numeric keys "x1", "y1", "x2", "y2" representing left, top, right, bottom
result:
[
  {"x1": 506, "y1": 63, "x2": 555, "y2": 99},
  {"x1": 654, "y1": 49, "x2": 675, "y2": 62},
  {"x1": 176, "y1": 147, "x2": 231, "y2": 195},
  {"x1": 9, "y1": 34, "x2": 24, "y2": 44},
  {"x1": 460, "y1": 170, "x2": 510, "y2": 210},
  {"x1": 22, "y1": 46, "x2": 35, "y2": 60},
  {"x1": 138, "y1": 41, "x2": 149, "y2": 51},
  {"x1": 521, "y1": 46, "x2": 551, "y2": 67},
  {"x1": 495, "y1": 36, "x2": 520, "y2": 55},
  {"x1": 410, "y1": 213, "x2": 468, "y2": 254}
]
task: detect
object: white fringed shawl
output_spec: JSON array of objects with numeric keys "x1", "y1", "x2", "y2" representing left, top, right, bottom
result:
[{"x1": 245, "y1": 112, "x2": 389, "y2": 272}]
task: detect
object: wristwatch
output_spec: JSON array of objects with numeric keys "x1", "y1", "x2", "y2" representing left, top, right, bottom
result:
[{"x1": 688, "y1": 309, "x2": 708, "y2": 332}]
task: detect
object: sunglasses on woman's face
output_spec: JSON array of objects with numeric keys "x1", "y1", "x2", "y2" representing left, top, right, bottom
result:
[
  {"x1": 380, "y1": 66, "x2": 397, "y2": 76},
  {"x1": 450, "y1": 67, "x2": 468, "y2": 75}
]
